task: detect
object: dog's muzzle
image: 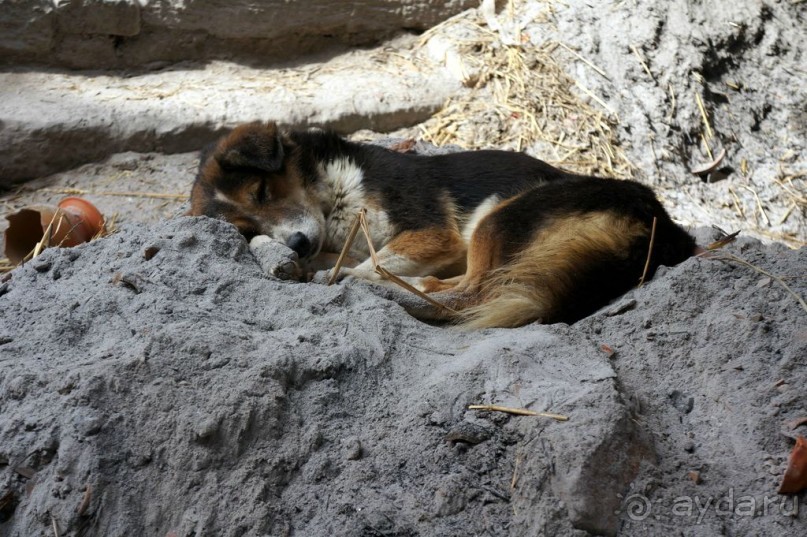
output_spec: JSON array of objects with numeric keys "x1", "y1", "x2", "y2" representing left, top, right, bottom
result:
[{"x1": 286, "y1": 231, "x2": 313, "y2": 259}]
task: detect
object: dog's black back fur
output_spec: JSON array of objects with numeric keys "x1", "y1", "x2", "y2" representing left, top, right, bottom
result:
[
  {"x1": 290, "y1": 130, "x2": 574, "y2": 230},
  {"x1": 486, "y1": 177, "x2": 696, "y2": 322}
]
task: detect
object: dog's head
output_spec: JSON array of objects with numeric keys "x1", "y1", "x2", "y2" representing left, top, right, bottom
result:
[{"x1": 188, "y1": 122, "x2": 325, "y2": 260}]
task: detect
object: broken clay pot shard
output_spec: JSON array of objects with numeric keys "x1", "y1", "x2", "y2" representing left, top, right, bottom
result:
[
  {"x1": 3, "y1": 198, "x2": 105, "y2": 265},
  {"x1": 57, "y1": 197, "x2": 105, "y2": 241},
  {"x1": 778, "y1": 435, "x2": 807, "y2": 495}
]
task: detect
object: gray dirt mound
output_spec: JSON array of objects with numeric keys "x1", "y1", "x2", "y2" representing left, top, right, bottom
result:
[{"x1": 0, "y1": 217, "x2": 804, "y2": 536}]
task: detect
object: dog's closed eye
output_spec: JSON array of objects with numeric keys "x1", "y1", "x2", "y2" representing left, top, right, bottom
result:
[{"x1": 253, "y1": 180, "x2": 271, "y2": 204}]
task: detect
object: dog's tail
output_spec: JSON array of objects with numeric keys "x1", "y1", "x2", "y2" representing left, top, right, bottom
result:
[
  {"x1": 454, "y1": 280, "x2": 555, "y2": 329},
  {"x1": 453, "y1": 211, "x2": 660, "y2": 329},
  {"x1": 452, "y1": 245, "x2": 592, "y2": 330}
]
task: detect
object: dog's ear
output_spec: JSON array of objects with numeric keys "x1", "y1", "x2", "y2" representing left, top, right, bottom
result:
[
  {"x1": 216, "y1": 122, "x2": 285, "y2": 172},
  {"x1": 197, "y1": 141, "x2": 217, "y2": 173}
]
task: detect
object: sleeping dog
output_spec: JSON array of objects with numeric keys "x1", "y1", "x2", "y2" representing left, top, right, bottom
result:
[{"x1": 188, "y1": 122, "x2": 697, "y2": 328}]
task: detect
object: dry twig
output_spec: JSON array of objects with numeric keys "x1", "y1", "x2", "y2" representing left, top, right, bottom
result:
[
  {"x1": 33, "y1": 187, "x2": 188, "y2": 201},
  {"x1": 328, "y1": 210, "x2": 457, "y2": 315},
  {"x1": 77, "y1": 484, "x2": 92, "y2": 516},
  {"x1": 468, "y1": 404, "x2": 569, "y2": 421},
  {"x1": 638, "y1": 217, "x2": 658, "y2": 287},
  {"x1": 630, "y1": 44, "x2": 655, "y2": 81}
]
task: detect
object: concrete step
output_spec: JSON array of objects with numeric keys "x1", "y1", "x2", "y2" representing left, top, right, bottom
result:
[{"x1": 0, "y1": 36, "x2": 460, "y2": 186}]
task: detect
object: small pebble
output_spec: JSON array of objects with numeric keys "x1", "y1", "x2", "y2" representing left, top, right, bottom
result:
[
  {"x1": 143, "y1": 246, "x2": 160, "y2": 260},
  {"x1": 444, "y1": 422, "x2": 493, "y2": 445},
  {"x1": 32, "y1": 259, "x2": 51, "y2": 272},
  {"x1": 195, "y1": 418, "x2": 219, "y2": 442},
  {"x1": 177, "y1": 233, "x2": 198, "y2": 247},
  {"x1": 343, "y1": 437, "x2": 362, "y2": 460}
]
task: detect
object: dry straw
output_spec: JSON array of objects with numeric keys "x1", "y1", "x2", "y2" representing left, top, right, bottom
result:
[
  {"x1": 468, "y1": 404, "x2": 569, "y2": 421},
  {"x1": 328, "y1": 209, "x2": 457, "y2": 315},
  {"x1": 35, "y1": 187, "x2": 188, "y2": 201},
  {"x1": 414, "y1": 0, "x2": 632, "y2": 178}
]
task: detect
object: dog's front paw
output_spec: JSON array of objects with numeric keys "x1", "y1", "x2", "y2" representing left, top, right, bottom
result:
[
  {"x1": 334, "y1": 267, "x2": 383, "y2": 283},
  {"x1": 308, "y1": 267, "x2": 366, "y2": 285},
  {"x1": 249, "y1": 235, "x2": 301, "y2": 281},
  {"x1": 309, "y1": 269, "x2": 334, "y2": 285}
]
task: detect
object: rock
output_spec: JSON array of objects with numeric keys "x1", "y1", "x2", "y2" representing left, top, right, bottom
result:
[
  {"x1": 342, "y1": 436, "x2": 362, "y2": 461},
  {"x1": 444, "y1": 421, "x2": 493, "y2": 445},
  {"x1": 513, "y1": 384, "x2": 647, "y2": 536},
  {"x1": 249, "y1": 236, "x2": 301, "y2": 281},
  {"x1": 56, "y1": 0, "x2": 141, "y2": 37},
  {"x1": 0, "y1": 1, "x2": 55, "y2": 59},
  {"x1": 0, "y1": 0, "x2": 477, "y2": 68}
]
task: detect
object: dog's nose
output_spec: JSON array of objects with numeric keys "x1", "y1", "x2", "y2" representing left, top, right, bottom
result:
[{"x1": 286, "y1": 232, "x2": 312, "y2": 258}]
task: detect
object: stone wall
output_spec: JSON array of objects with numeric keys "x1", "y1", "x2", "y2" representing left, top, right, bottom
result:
[{"x1": 0, "y1": 0, "x2": 476, "y2": 69}]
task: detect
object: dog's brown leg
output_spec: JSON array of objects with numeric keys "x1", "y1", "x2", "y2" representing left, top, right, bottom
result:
[
  {"x1": 430, "y1": 210, "x2": 652, "y2": 327},
  {"x1": 398, "y1": 214, "x2": 508, "y2": 321},
  {"x1": 344, "y1": 227, "x2": 467, "y2": 279},
  {"x1": 416, "y1": 275, "x2": 465, "y2": 293}
]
